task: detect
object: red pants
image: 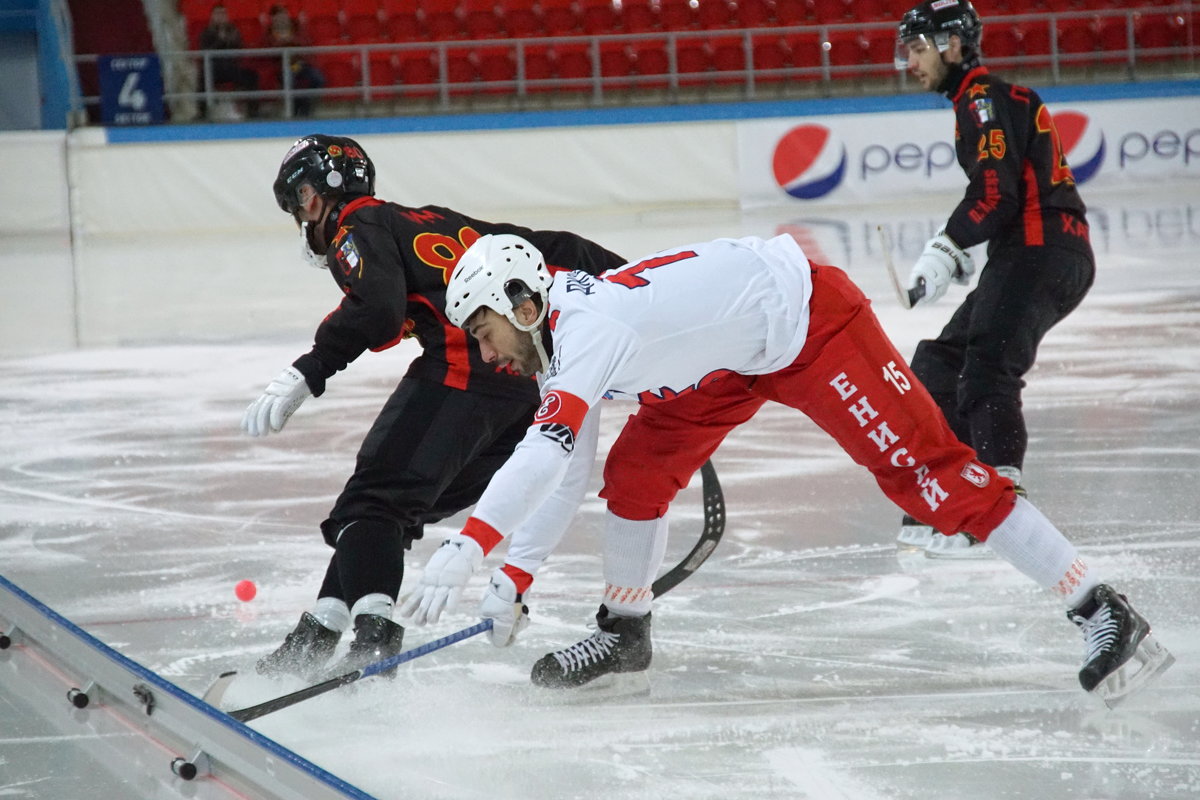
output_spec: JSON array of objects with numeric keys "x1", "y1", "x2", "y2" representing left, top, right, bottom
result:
[{"x1": 600, "y1": 264, "x2": 1016, "y2": 539}]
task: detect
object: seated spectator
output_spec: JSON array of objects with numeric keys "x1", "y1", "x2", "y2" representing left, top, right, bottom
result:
[
  {"x1": 265, "y1": 4, "x2": 326, "y2": 117},
  {"x1": 198, "y1": 3, "x2": 259, "y2": 120}
]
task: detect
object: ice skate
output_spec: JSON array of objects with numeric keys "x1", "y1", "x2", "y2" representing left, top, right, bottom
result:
[
  {"x1": 1068, "y1": 584, "x2": 1174, "y2": 708},
  {"x1": 896, "y1": 514, "x2": 934, "y2": 549},
  {"x1": 531, "y1": 605, "x2": 651, "y2": 694},
  {"x1": 255, "y1": 612, "x2": 340, "y2": 680},
  {"x1": 924, "y1": 531, "x2": 993, "y2": 559},
  {"x1": 319, "y1": 614, "x2": 405, "y2": 680}
]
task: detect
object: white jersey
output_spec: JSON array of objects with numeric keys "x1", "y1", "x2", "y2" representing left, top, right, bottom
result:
[
  {"x1": 475, "y1": 235, "x2": 814, "y2": 572},
  {"x1": 546, "y1": 234, "x2": 812, "y2": 406}
]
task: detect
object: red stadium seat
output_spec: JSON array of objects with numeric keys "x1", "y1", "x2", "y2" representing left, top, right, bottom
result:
[
  {"x1": 752, "y1": 35, "x2": 791, "y2": 78},
  {"x1": 300, "y1": 0, "x2": 344, "y2": 45},
  {"x1": 984, "y1": 22, "x2": 1021, "y2": 61},
  {"x1": 315, "y1": 54, "x2": 358, "y2": 100},
  {"x1": 659, "y1": 0, "x2": 699, "y2": 31},
  {"x1": 808, "y1": 0, "x2": 850, "y2": 24},
  {"x1": 1016, "y1": 21, "x2": 1053, "y2": 63},
  {"x1": 861, "y1": 28, "x2": 895, "y2": 74},
  {"x1": 1057, "y1": 17, "x2": 1098, "y2": 65},
  {"x1": 541, "y1": 0, "x2": 581, "y2": 35},
  {"x1": 632, "y1": 40, "x2": 670, "y2": 87},
  {"x1": 697, "y1": 0, "x2": 736, "y2": 30},
  {"x1": 462, "y1": 0, "x2": 501, "y2": 38},
  {"x1": 579, "y1": 0, "x2": 618, "y2": 35},
  {"x1": 784, "y1": 29, "x2": 824, "y2": 74},
  {"x1": 519, "y1": 42, "x2": 557, "y2": 91},
  {"x1": 421, "y1": 0, "x2": 464, "y2": 40},
  {"x1": 823, "y1": 29, "x2": 867, "y2": 71},
  {"x1": 773, "y1": 0, "x2": 810, "y2": 26},
  {"x1": 475, "y1": 45, "x2": 517, "y2": 92},
  {"x1": 736, "y1": 0, "x2": 774, "y2": 28},
  {"x1": 1094, "y1": 14, "x2": 1130, "y2": 61},
  {"x1": 621, "y1": 0, "x2": 661, "y2": 32},
  {"x1": 505, "y1": 0, "x2": 544, "y2": 37},
  {"x1": 599, "y1": 41, "x2": 637, "y2": 89},
  {"x1": 1134, "y1": 10, "x2": 1187, "y2": 58},
  {"x1": 398, "y1": 47, "x2": 438, "y2": 96},
  {"x1": 709, "y1": 34, "x2": 749, "y2": 84},
  {"x1": 853, "y1": 0, "x2": 889, "y2": 22},
  {"x1": 377, "y1": 0, "x2": 422, "y2": 41},
  {"x1": 675, "y1": 38, "x2": 710, "y2": 85},
  {"x1": 552, "y1": 42, "x2": 594, "y2": 91}
]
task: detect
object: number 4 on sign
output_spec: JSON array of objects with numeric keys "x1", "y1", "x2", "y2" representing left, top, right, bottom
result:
[
  {"x1": 883, "y1": 360, "x2": 910, "y2": 394},
  {"x1": 118, "y1": 73, "x2": 147, "y2": 111}
]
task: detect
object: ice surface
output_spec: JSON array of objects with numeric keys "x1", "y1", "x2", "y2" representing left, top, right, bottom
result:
[{"x1": 2, "y1": 185, "x2": 1199, "y2": 799}]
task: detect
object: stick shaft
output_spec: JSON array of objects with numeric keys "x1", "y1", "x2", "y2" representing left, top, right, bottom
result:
[{"x1": 228, "y1": 620, "x2": 492, "y2": 722}]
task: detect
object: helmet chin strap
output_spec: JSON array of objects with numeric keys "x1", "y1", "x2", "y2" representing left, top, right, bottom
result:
[
  {"x1": 529, "y1": 329, "x2": 550, "y2": 374},
  {"x1": 507, "y1": 301, "x2": 550, "y2": 374},
  {"x1": 300, "y1": 222, "x2": 328, "y2": 269}
]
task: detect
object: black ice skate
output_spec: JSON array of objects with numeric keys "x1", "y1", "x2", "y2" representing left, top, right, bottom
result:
[
  {"x1": 1068, "y1": 584, "x2": 1174, "y2": 708},
  {"x1": 256, "y1": 612, "x2": 340, "y2": 679},
  {"x1": 531, "y1": 605, "x2": 652, "y2": 691},
  {"x1": 319, "y1": 614, "x2": 405, "y2": 680}
]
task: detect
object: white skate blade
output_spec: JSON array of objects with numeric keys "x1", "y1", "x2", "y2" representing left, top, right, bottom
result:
[
  {"x1": 1092, "y1": 633, "x2": 1176, "y2": 709},
  {"x1": 924, "y1": 532, "x2": 994, "y2": 560},
  {"x1": 532, "y1": 671, "x2": 651, "y2": 704},
  {"x1": 896, "y1": 524, "x2": 934, "y2": 550}
]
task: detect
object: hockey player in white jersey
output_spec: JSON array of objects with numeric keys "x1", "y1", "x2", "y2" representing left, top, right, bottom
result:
[{"x1": 399, "y1": 232, "x2": 1172, "y2": 708}]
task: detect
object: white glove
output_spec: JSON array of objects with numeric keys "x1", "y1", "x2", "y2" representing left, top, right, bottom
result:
[
  {"x1": 398, "y1": 534, "x2": 484, "y2": 626},
  {"x1": 479, "y1": 567, "x2": 531, "y2": 648},
  {"x1": 908, "y1": 231, "x2": 975, "y2": 306},
  {"x1": 241, "y1": 366, "x2": 311, "y2": 436}
]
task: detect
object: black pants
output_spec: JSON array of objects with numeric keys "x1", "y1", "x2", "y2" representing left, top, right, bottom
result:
[
  {"x1": 316, "y1": 376, "x2": 536, "y2": 608},
  {"x1": 910, "y1": 243, "x2": 1094, "y2": 472}
]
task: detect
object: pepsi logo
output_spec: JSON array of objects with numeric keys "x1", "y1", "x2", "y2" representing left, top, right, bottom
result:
[
  {"x1": 772, "y1": 124, "x2": 847, "y2": 200},
  {"x1": 1054, "y1": 111, "x2": 1105, "y2": 184}
]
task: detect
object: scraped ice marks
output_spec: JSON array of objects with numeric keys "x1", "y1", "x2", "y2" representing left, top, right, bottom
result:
[{"x1": 764, "y1": 747, "x2": 890, "y2": 800}]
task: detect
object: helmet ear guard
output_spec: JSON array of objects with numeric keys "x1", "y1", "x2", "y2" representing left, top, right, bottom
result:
[{"x1": 445, "y1": 234, "x2": 552, "y2": 332}]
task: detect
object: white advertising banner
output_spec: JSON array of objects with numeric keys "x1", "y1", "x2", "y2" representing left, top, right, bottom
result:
[{"x1": 736, "y1": 96, "x2": 1200, "y2": 209}]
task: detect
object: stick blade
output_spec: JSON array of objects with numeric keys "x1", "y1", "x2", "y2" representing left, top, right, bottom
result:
[{"x1": 200, "y1": 670, "x2": 239, "y2": 709}]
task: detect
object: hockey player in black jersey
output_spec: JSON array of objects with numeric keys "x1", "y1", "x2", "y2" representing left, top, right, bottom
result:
[
  {"x1": 894, "y1": 0, "x2": 1095, "y2": 558},
  {"x1": 244, "y1": 134, "x2": 625, "y2": 679}
]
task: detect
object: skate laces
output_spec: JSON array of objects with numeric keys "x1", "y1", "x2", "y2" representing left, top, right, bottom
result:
[
  {"x1": 552, "y1": 629, "x2": 620, "y2": 673},
  {"x1": 1073, "y1": 604, "x2": 1119, "y2": 663}
]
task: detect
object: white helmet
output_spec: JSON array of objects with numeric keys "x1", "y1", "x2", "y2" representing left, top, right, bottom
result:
[{"x1": 446, "y1": 234, "x2": 552, "y2": 331}]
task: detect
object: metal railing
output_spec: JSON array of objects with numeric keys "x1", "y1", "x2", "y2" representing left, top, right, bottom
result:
[{"x1": 73, "y1": 4, "x2": 1198, "y2": 122}]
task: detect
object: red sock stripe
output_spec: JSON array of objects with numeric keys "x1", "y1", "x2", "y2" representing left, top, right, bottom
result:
[
  {"x1": 501, "y1": 563, "x2": 534, "y2": 594},
  {"x1": 462, "y1": 517, "x2": 504, "y2": 555},
  {"x1": 603, "y1": 584, "x2": 651, "y2": 605}
]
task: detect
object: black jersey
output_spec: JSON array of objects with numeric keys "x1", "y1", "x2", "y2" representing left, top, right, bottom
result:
[
  {"x1": 943, "y1": 66, "x2": 1091, "y2": 258},
  {"x1": 291, "y1": 200, "x2": 625, "y2": 401}
]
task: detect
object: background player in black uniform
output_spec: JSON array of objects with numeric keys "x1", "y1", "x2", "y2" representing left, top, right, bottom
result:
[
  {"x1": 244, "y1": 135, "x2": 625, "y2": 678},
  {"x1": 894, "y1": 0, "x2": 1095, "y2": 557}
]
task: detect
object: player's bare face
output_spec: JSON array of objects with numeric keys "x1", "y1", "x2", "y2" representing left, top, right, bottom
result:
[
  {"x1": 905, "y1": 37, "x2": 948, "y2": 91},
  {"x1": 468, "y1": 309, "x2": 540, "y2": 376}
]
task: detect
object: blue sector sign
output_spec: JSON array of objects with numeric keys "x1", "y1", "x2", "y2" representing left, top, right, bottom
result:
[{"x1": 99, "y1": 54, "x2": 164, "y2": 125}]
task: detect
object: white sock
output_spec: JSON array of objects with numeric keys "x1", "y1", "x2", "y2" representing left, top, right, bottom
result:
[
  {"x1": 602, "y1": 511, "x2": 669, "y2": 617},
  {"x1": 985, "y1": 496, "x2": 1100, "y2": 608},
  {"x1": 312, "y1": 597, "x2": 351, "y2": 633},
  {"x1": 349, "y1": 593, "x2": 394, "y2": 621}
]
